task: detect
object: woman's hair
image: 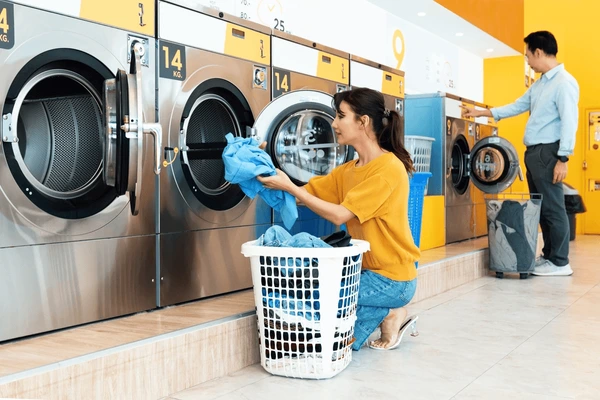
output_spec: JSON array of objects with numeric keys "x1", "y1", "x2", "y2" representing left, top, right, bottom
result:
[{"x1": 332, "y1": 87, "x2": 414, "y2": 173}]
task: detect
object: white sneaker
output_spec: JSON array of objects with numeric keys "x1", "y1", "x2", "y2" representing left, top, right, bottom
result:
[
  {"x1": 535, "y1": 256, "x2": 547, "y2": 267},
  {"x1": 532, "y1": 260, "x2": 573, "y2": 276}
]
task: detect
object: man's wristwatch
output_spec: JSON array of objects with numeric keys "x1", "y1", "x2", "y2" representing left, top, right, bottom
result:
[{"x1": 557, "y1": 155, "x2": 569, "y2": 163}]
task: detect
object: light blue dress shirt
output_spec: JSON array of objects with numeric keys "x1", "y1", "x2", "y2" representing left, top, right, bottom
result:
[{"x1": 491, "y1": 64, "x2": 579, "y2": 156}]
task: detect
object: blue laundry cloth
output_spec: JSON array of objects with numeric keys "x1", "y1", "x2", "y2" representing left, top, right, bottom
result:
[
  {"x1": 259, "y1": 225, "x2": 331, "y2": 248},
  {"x1": 263, "y1": 291, "x2": 320, "y2": 321},
  {"x1": 222, "y1": 133, "x2": 298, "y2": 229}
]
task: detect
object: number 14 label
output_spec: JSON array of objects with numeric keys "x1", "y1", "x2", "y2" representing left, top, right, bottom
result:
[
  {"x1": 159, "y1": 41, "x2": 186, "y2": 81},
  {"x1": 272, "y1": 68, "x2": 290, "y2": 99},
  {"x1": 0, "y1": 1, "x2": 15, "y2": 50}
]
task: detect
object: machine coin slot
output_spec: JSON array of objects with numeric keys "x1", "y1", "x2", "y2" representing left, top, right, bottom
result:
[
  {"x1": 0, "y1": 1, "x2": 15, "y2": 50},
  {"x1": 385, "y1": 74, "x2": 392, "y2": 81},
  {"x1": 321, "y1": 55, "x2": 332, "y2": 64},
  {"x1": 232, "y1": 28, "x2": 246, "y2": 39}
]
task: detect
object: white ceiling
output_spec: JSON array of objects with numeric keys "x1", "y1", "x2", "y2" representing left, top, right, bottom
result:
[{"x1": 367, "y1": 0, "x2": 521, "y2": 59}]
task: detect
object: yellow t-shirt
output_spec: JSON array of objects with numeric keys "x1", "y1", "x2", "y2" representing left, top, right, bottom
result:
[{"x1": 305, "y1": 152, "x2": 420, "y2": 281}]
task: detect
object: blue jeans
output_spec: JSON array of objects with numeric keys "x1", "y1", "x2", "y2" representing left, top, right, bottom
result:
[{"x1": 352, "y1": 271, "x2": 417, "y2": 350}]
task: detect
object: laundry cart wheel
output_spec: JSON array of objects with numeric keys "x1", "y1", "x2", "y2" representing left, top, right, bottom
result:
[
  {"x1": 495, "y1": 272, "x2": 504, "y2": 279},
  {"x1": 520, "y1": 273, "x2": 528, "y2": 280}
]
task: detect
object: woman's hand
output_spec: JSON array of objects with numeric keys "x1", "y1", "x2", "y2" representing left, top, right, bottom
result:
[{"x1": 257, "y1": 169, "x2": 296, "y2": 193}]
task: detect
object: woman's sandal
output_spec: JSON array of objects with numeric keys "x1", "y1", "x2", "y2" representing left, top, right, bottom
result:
[{"x1": 368, "y1": 315, "x2": 419, "y2": 350}]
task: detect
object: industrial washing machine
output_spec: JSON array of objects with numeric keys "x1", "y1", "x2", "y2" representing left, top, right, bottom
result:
[
  {"x1": 349, "y1": 55, "x2": 405, "y2": 142},
  {"x1": 157, "y1": 1, "x2": 273, "y2": 306},
  {"x1": 406, "y1": 93, "x2": 520, "y2": 243},
  {"x1": 0, "y1": 0, "x2": 161, "y2": 341},
  {"x1": 256, "y1": 30, "x2": 354, "y2": 237}
]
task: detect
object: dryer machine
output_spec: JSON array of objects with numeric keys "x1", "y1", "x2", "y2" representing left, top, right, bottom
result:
[
  {"x1": 0, "y1": 1, "x2": 161, "y2": 341},
  {"x1": 157, "y1": 1, "x2": 273, "y2": 306},
  {"x1": 445, "y1": 96, "x2": 521, "y2": 243},
  {"x1": 406, "y1": 93, "x2": 521, "y2": 243},
  {"x1": 254, "y1": 31, "x2": 355, "y2": 237}
]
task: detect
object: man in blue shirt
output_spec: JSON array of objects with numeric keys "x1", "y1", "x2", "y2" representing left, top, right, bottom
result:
[{"x1": 461, "y1": 31, "x2": 579, "y2": 277}]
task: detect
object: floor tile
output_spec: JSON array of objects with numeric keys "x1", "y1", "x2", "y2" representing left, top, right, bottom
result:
[
  {"x1": 164, "y1": 236, "x2": 600, "y2": 400},
  {"x1": 169, "y1": 365, "x2": 269, "y2": 400},
  {"x1": 454, "y1": 381, "x2": 573, "y2": 399}
]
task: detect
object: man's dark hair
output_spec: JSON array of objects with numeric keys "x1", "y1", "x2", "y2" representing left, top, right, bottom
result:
[{"x1": 524, "y1": 31, "x2": 558, "y2": 56}]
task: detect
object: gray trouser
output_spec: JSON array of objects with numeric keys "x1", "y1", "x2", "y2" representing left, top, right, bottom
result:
[{"x1": 524, "y1": 142, "x2": 569, "y2": 266}]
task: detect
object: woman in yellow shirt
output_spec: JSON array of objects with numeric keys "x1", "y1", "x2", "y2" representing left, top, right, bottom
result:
[{"x1": 258, "y1": 87, "x2": 420, "y2": 350}]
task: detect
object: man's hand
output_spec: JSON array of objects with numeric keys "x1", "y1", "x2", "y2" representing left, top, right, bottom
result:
[
  {"x1": 459, "y1": 105, "x2": 478, "y2": 118},
  {"x1": 258, "y1": 141, "x2": 267, "y2": 150},
  {"x1": 459, "y1": 105, "x2": 493, "y2": 119},
  {"x1": 553, "y1": 160, "x2": 568, "y2": 184}
]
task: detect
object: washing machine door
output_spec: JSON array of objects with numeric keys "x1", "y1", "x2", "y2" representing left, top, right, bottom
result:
[
  {"x1": 469, "y1": 136, "x2": 520, "y2": 194},
  {"x1": 177, "y1": 87, "x2": 248, "y2": 214},
  {"x1": 449, "y1": 133, "x2": 471, "y2": 195},
  {"x1": 104, "y1": 46, "x2": 160, "y2": 215},
  {"x1": 251, "y1": 90, "x2": 352, "y2": 185},
  {"x1": 2, "y1": 51, "x2": 121, "y2": 226}
]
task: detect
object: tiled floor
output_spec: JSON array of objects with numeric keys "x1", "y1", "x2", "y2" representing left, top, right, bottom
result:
[{"x1": 165, "y1": 235, "x2": 599, "y2": 400}]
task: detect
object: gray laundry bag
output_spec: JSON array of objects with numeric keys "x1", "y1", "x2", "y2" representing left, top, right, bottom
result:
[{"x1": 485, "y1": 193, "x2": 542, "y2": 279}]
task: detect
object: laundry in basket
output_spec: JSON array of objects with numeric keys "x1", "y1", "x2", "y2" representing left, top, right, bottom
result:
[{"x1": 242, "y1": 234, "x2": 370, "y2": 379}]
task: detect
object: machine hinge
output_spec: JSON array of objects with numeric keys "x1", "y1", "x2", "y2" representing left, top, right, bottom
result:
[
  {"x1": 396, "y1": 99, "x2": 404, "y2": 117},
  {"x1": 247, "y1": 126, "x2": 258, "y2": 141},
  {"x1": 128, "y1": 35, "x2": 149, "y2": 67},
  {"x1": 1, "y1": 114, "x2": 18, "y2": 143}
]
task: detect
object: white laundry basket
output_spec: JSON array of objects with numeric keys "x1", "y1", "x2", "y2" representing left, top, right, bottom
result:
[
  {"x1": 404, "y1": 135, "x2": 435, "y2": 172},
  {"x1": 241, "y1": 239, "x2": 370, "y2": 379},
  {"x1": 405, "y1": 135, "x2": 435, "y2": 194}
]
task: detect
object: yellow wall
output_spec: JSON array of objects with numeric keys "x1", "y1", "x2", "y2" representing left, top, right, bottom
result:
[
  {"x1": 484, "y1": 0, "x2": 600, "y2": 234},
  {"x1": 525, "y1": 0, "x2": 599, "y2": 234}
]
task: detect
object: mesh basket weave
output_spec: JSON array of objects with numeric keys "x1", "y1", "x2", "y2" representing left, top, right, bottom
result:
[
  {"x1": 242, "y1": 239, "x2": 370, "y2": 379},
  {"x1": 405, "y1": 135, "x2": 435, "y2": 173}
]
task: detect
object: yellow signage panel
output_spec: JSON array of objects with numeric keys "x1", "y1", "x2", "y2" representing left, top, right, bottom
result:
[
  {"x1": 316, "y1": 51, "x2": 349, "y2": 85},
  {"x1": 80, "y1": 0, "x2": 154, "y2": 36},
  {"x1": 381, "y1": 71, "x2": 404, "y2": 98},
  {"x1": 224, "y1": 23, "x2": 270, "y2": 65}
]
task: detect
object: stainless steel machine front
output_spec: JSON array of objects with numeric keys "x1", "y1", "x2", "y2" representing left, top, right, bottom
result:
[
  {"x1": 0, "y1": 2, "x2": 161, "y2": 341},
  {"x1": 157, "y1": 1, "x2": 272, "y2": 306},
  {"x1": 259, "y1": 30, "x2": 354, "y2": 236},
  {"x1": 445, "y1": 95, "x2": 520, "y2": 243}
]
